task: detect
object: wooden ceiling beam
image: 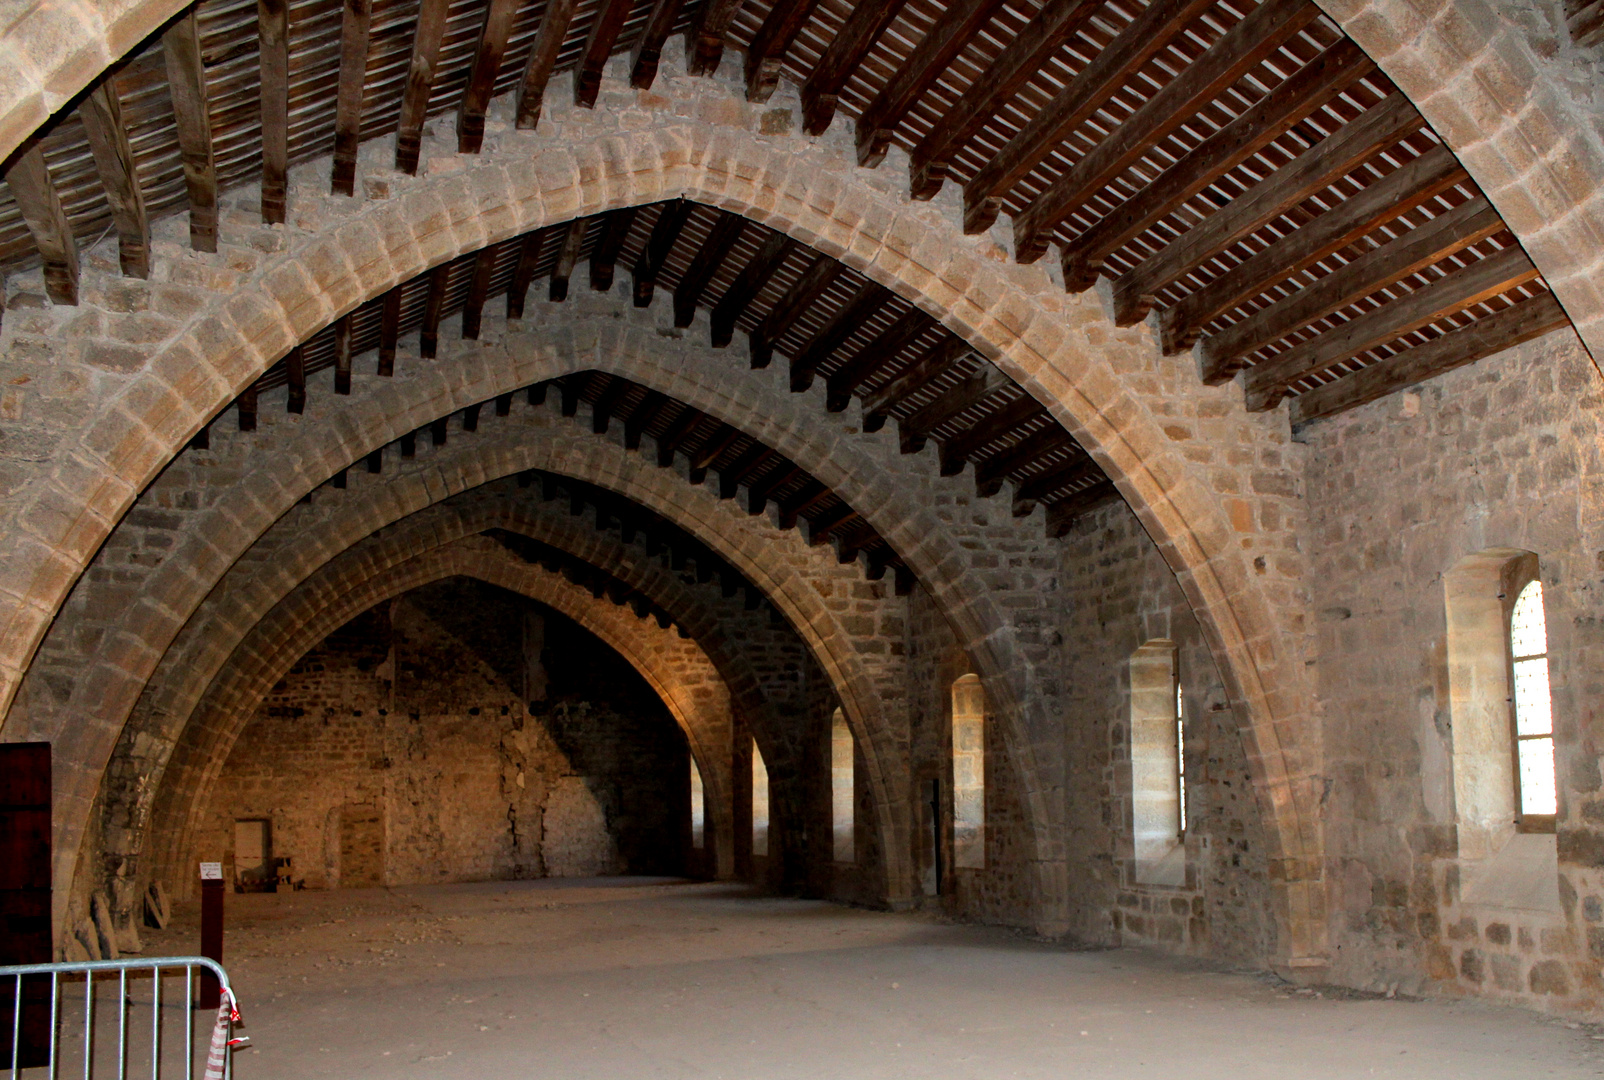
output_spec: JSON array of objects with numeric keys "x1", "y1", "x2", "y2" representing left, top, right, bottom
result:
[
  {"x1": 557, "y1": 377, "x2": 581, "y2": 417},
  {"x1": 937, "y1": 395, "x2": 1043, "y2": 476},
  {"x1": 331, "y1": 0, "x2": 374, "y2": 195},
  {"x1": 496, "y1": 392, "x2": 513, "y2": 416},
  {"x1": 778, "y1": 482, "x2": 833, "y2": 529},
  {"x1": 962, "y1": 0, "x2": 1216, "y2": 235},
  {"x1": 378, "y1": 286, "x2": 401, "y2": 376},
  {"x1": 625, "y1": 391, "x2": 669, "y2": 450},
  {"x1": 395, "y1": 0, "x2": 450, "y2": 174},
  {"x1": 591, "y1": 374, "x2": 629, "y2": 434},
  {"x1": 750, "y1": 256, "x2": 843, "y2": 369},
  {"x1": 746, "y1": 0, "x2": 825, "y2": 103},
  {"x1": 5, "y1": 144, "x2": 78, "y2": 304},
  {"x1": 462, "y1": 246, "x2": 497, "y2": 338},
  {"x1": 507, "y1": 231, "x2": 543, "y2": 318},
  {"x1": 973, "y1": 427, "x2": 1074, "y2": 497},
  {"x1": 333, "y1": 315, "x2": 353, "y2": 394},
  {"x1": 856, "y1": 0, "x2": 1010, "y2": 168},
  {"x1": 633, "y1": 200, "x2": 694, "y2": 307},
  {"x1": 690, "y1": 0, "x2": 744, "y2": 75},
  {"x1": 801, "y1": 0, "x2": 908, "y2": 136},
  {"x1": 79, "y1": 80, "x2": 150, "y2": 278},
  {"x1": 285, "y1": 345, "x2": 306, "y2": 414},
  {"x1": 1157, "y1": 142, "x2": 1467, "y2": 352},
  {"x1": 420, "y1": 264, "x2": 449, "y2": 359},
  {"x1": 162, "y1": 12, "x2": 218, "y2": 253},
  {"x1": 516, "y1": 0, "x2": 579, "y2": 130},
  {"x1": 589, "y1": 208, "x2": 637, "y2": 291},
  {"x1": 655, "y1": 405, "x2": 703, "y2": 467},
  {"x1": 898, "y1": 373, "x2": 1006, "y2": 454},
  {"x1": 674, "y1": 213, "x2": 745, "y2": 327},
  {"x1": 746, "y1": 462, "x2": 804, "y2": 515},
  {"x1": 690, "y1": 423, "x2": 744, "y2": 473},
  {"x1": 1199, "y1": 197, "x2": 1505, "y2": 383},
  {"x1": 459, "y1": 0, "x2": 521, "y2": 153},
  {"x1": 1243, "y1": 244, "x2": 1541, "y2": 411},
  {"x1": 805, "y1": 502, "x2": 858, "y2": 545},
  {"x1": 908, "y1": 0, "x2": 1101, "y2": 200},
  {"x1": 718, "y1": 445, "x2": 771, "y2": 499},
  {"x1": 711, "y1": 233, "x2": 795, "y2": 347},
  {"x1": 1045, "y1": 480, "x2": 1121, "y2": 537},
  {"x1": 1062, "y1": 38, "x2": 1373, "y2": 291},
  {"x1": 631, "y1": 0, "x2": 687, "y2": 89},
  {"x1": 1012, "y1": 453, "x2": 1098, "y2": 512},
  {"x1": 1113, "y1": 92, "x2": 1428, "y2": 327},
  {"x1": 1011, "y1": 0, "x2": 1323, "y2": 263},
  {"x1": 576, "y1": 0, "x2": 634, "y2": 107},
  {"x1": 789, "y1": 284, "x2": 884, "y2": 392},
  {"x1": 859, "y1": 338, "x2": 971, "y2": 431},
  {"x1": 824, "y1": 308, "x2": 929, "y2": 411},
  {"x1": 1289, "y1": 292, "x2": 1571, "y2": 424},
  {"x1": 256, "y1": 0, "x2": 289, "y2": 219},
  {"x1": 238, "y1": 385, "x2": 258, "y2": 432},
  {"x1": 549, "y1": 218, "x2": 587, "y2": 301}
]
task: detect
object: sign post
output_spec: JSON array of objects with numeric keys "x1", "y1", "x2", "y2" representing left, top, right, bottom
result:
[{"x1": 198, "y1": 861, "x2": 224, "y2": 1009}]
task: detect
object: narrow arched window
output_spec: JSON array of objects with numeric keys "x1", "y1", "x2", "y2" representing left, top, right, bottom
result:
[
  {"x1": 1175, "y1": 679, "x2": 1187, "y2": 835},
  {"x1": 952, "y1": 674, "x2": 985, "y2": 870},
  {"x1": 831, "y1": 708, "x2": 854, "y2": 863},
  {"x1": 1510, "y1": 580, "x2": 1557, "y2": 828},
  {"x1": 752, "y1": 738, "x2": 770, "y2": 857},
  {"x1": 690, "y1": 757, "x2": 705, "y2": 851},
  {"x1": 1131, "y1": 641, "x2": 1185, "y2": 884}
]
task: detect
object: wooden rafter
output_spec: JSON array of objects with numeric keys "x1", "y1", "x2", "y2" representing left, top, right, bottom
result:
[
  {"x1": 1013, "y1": 454, "x2": 1098, "y2": 509},
  {"x1": 801, "y1": 0, "x2": 908, "y2": 136},
  {"x1": 1010, "y1": 0, "x2": 1323, "y2": 262},
  {"x1": 655, "y1": 405, "x2": 703, "y2": 467},
  {"x1": 974, "y1": 427, "x2": 1073, "y2": 497},
  {"x1": 507, "y1": 232, "x2": 544, "y2": 318},
  {"x1": 1045, "y1": 481, "x2": 1120, "y2": 537},
  {"x1": 746, "y1": 0, "x2": 825, "y2": 103},
  {"x1": 257, "y1": 0, "x2": 289, "y2": 220},
  {"x1": 711, "y1": 233, "x2": 795, "y2": 347},
  {"x1": 789, "y1": 285, "x2": 883, "y2": 392},
  {"x1": 690, "y1": 0, "x2": 745, "y2": 75},
  {"x1": 333, "y1": 315, "x2": 353, "y2": 395},
  {"x1": 395, "y1": 0, "x2": 451, "y2": 174},
  {"x1": 162, "y1": 11, "x2": 218, "y2": 253},
  {"x1": 576, "y1": 0, "x2": 634, "y2": 107},
  {"x1": 4, "y1": 144, "x2": 77, "y2": 304},
  {"x1": 462, "y1": 247, "x2": 497, "y2": 338},
  {"x1": 750, "y1": 256, "x2": 842, "y2": 369},
  {"x1": 378, "y1": 286, "x2": 401, "y2": 377},
  {"x1": 589, "y1": 208, "x2": 637, "y2": 292},
  {"x1": 550, "y1": 218, "x2": 587, "y2": 301},
  {"x1": 78, "y1": 81, "x2": 150, "y2": 278},
  {"x1": 860, "y1": 339, "x2": 971, "y2": 430},
  {"x1": 938, "y1": 396, "x2": 1042, "y2": 476},
  {"x1": 459, "y1": 0, "x2": 520, "y2": 153},
  {"x1": 824, "y1": 309, "x2": 929, "y2": 410},
  {"x1": 674, "y1": 213, "x2": 745, "y2": 327},
  {"x1": 420, "y1": 264, "x2": 449, "y2": 359},
  {"x1": 332, "y1": 0, "x2": 374, "y2": 195},
  {"x1": 286, "y1": 345, "x2": 306, "y2": 413},
  {"x1": 633, "y1": 202, "x2": 694, "y2": 307},
  {"x1": 631, "y1": 0, "x2": 687, "y2": 89},
  {"x1": 898, "y1": 372, "x2": 1004, "y2": 454}
]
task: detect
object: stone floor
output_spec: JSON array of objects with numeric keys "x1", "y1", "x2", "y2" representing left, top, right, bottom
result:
[{"x1": 135, "y1": 878, "x2": 1602, "y2": 1078}]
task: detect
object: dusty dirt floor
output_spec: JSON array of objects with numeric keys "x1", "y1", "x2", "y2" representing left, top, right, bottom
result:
[{"x1": 137, "y1": 878, "x2": 1602, "y2": 1079}]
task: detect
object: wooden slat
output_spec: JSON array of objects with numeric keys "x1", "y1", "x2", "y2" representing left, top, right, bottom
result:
[
  {"x1": 378, "y1": 286, "x2": 401, "y2": 376},
  {"x1": 1063, "y1": 38, "x2": 1373, "y2": 291},
  {"x1": 1012, "y1": 0, "x2": 1323, "y2": 262},
  {"x1": 973, "y1": 426, "x2": 1073, "y2": 496},
  {"x1": 420, "y1": 264, "x2": 449, "y2": 358},
  {"x1": 333, "y1": 315, "x2": 353, "y2": 394},
  {"x1": 711, "y1": 232, "x2": 795, "y2": 347},
  {"x1": 459, "y1": 0, "x2": 521, "y2": 152},
  {"x1": 1013, "y1": 453, "x2": 1097, "y2": 508},
  {"x1": 690, "y1": 0, "x2": 745, "y2": 75},
  {"x1": 285, "y1": 345, "x2": 306, "y2": 413},
  {"x1": 655, "y1": 404, "x2": 703, "y2": 466},
  {"x1": 163, "y1": 12, "x2": 218, "y2": 253},
  {"x1": 801, "y1": 0, "x2": 908, "y2": 136},
  {"x1": 79, "y1": 81, "x2": 150, "y2": 278},
  {"x1": 824, "y1": 308, "x2": 929, "y2": 410},
  {"x1": 750, "y1": 256, "x2": 842, "y2": 369},
  {"x1": 589, "y1": 208, "x2": 637, "y2": 291},
  {"x1": 690, "y1": 422, "x2": 743, "y2": 472},
  {"x1": 1156, "y1": 143, "x2": 1467, "y2": 349},
  {"x1": 674, "y1": 213, "x2": 745, "y2": 327},
  {"x1": 507, "y1": 232, "x2": 543, "y2": 317},
  {"x1": 517, "y1": 0, "x2": 580, "y2": 128},
  {"x1": 1243, "y1": 244, "x2": 1541, "y2": 411},
  {"x1": 1199, "y1": 198, "x2": 1505, "y2": 383},
  {"x1": 631, "y1": 0, "x2": 687, "y2": 89},
  {"x1": 1289, "y1": 292, "x2": 1572, "y2": 423},
  {"x1": 937, "y1": 395, "x2": 1042, "y2": 475},
  {"x1": 1045, "y1": 480, "x2": 1121, "y2": 537},
  {"x1": 257, "y1": 0, "x2": 289, "y2": 220},
  {"x1": 746, "y1": 0, "x2": 824, "y2": 103},
  {"x1": 633, "y1": 200, "x2": 694, "y2": 307},
  {"x1": 746, "y1": 462, "x2": 803, "y2": 514},
  {"x1": 462, "y1": 246, "x2": 496, "y2": 337},
  {"x1": 777, "y1": 481, "x2": 832, "y2": 528},
  {"x1": 908, "y1": 0, "x2": 1101, "y2": 200},
  {"x1": 395, "y1": 0, "x2": 451, "y2": 174},
  {"x1": 331, "y1": 0, "x2": 374, "y2": 195},
  {"x1": 962, "y1": 0, "x2": 1217, "y2": 235},
  {"x1": 5, "y1": 145, "x2": 77, "y2": 304},
  {"x1": 549, "y1": 218, "x2": 587, "y2": 301},
  {"x1": 898, "y1": 373, "x2": 1006, "y2": 453},
  {"x1": 856, "y1": 0, "x2": 1010, "y2": 168},
  {"x1": 1114, "y1": 92, "x2": 1430, "y2": 327},
  {"x1": 789, "y1": 284, "x2": 883, "y2": 392},
  {"x1": 718, "y1": 444, "x2": 771, "y2": 498},
  {"x1": 576, "y1": 0, "x2": 634, "y2": 107},
  {"x1": 860, "y1": 338, "x2": 971, "y2": 430}
]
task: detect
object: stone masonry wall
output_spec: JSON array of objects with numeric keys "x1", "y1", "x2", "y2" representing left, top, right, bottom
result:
[{"x1": 193, "y1": 580, "x2": 688, "y2": 891}]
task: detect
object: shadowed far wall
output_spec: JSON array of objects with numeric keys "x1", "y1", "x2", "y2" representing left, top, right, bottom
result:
[{"x1": 192, "y1": 578, "x2": 691, "y2": 891}]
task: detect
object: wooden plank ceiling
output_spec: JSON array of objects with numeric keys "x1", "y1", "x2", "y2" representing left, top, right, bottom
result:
[{"x1": 3, "y1": 0, "x2": 1573, "y2": 540}]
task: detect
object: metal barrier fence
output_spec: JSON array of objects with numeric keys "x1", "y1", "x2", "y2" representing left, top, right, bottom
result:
[{"x1": 0, "y1": 958, "x2": 243, "y2": 1080}]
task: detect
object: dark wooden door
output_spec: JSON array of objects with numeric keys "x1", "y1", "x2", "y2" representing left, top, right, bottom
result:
[{"x1": 0, "y1": 741, "x2": 51, "y2": 1066}]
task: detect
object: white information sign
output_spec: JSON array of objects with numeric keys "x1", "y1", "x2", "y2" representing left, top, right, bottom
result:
[{"x1": 199, "y1": 861, "x2": 223, "y2": 880}]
